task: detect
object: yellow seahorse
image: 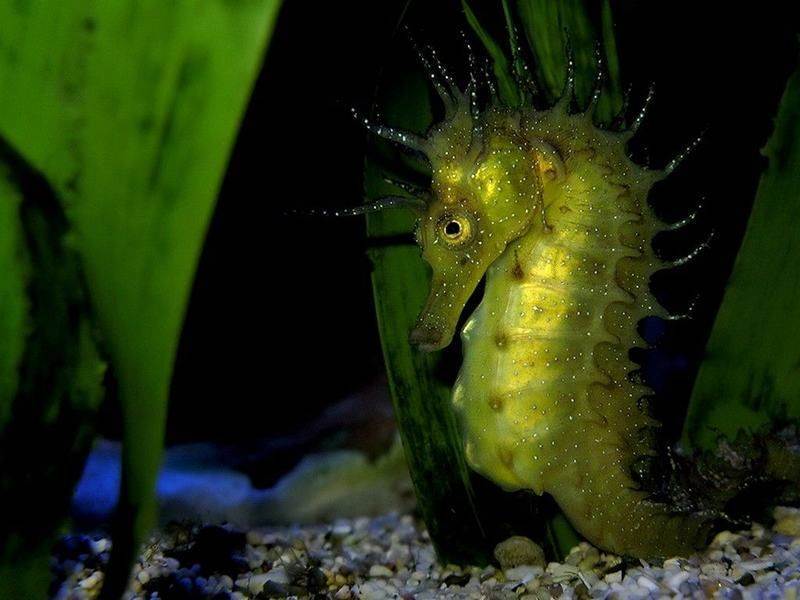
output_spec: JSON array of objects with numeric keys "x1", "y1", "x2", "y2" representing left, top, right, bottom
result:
[{"x1": 352, "y1": 58, "x2": 711, "y2": 557}]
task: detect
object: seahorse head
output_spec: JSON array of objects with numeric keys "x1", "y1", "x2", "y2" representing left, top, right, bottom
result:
[
  {"x1": 351, "y1": 101, "x2": 563, "y2": 351},
  {"x1": 408, "y1": 111, "x2": 552, "y2": 351}
]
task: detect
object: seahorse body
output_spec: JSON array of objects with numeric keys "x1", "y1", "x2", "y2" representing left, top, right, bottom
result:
[
  {"x1": 402, "y1": 99, "x2": 711, "y2": 558},
  {"x1": 453, "y1": 106, "x2": 710, "y2": 558}
]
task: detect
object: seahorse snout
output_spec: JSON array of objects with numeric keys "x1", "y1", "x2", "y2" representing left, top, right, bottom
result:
[{"x1": 409, "y1": 272, "x2": 471, "y2": 352}]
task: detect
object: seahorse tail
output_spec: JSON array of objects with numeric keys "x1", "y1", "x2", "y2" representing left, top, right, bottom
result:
[{"x1": 546, "y1": 428, "x2": 714, "y2": 559}]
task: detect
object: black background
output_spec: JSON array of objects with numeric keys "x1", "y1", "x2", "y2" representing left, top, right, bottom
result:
[{"x1": 114, "y1": 1, "x2": 798, "y2": 445}]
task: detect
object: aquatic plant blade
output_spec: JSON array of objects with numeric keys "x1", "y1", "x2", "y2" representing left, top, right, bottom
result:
[
  {"x1": 0, "y1": 169, "x2": 28, "y2": 435},
  {"x1": 597, "y1": 0, "x2": 623, "y2": 124},
  {"x1": 516, "y1": 0, "x2": 623, "y2": 121},
  {"x1": 365, "y1": 71, "x2": 492, "y2": 565},
  {"x1": 682, "y1": 59, "x2": 800, "y2": 449},
  {"x1": 0, "y1": 1, "x2": 282, "y2": 595},
  {"x1": 0, "y1": 140, "x2": 105, "y2": 598},
  {"x1": 462, "y1": 0, "x2": 522, "y2": 107},
  {"x1": 0, "y1": 156, "x2": 40, "y2": 598}
]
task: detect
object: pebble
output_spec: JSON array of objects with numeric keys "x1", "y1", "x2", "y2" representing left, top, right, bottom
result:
[
  {"x1": 605, "y1": 570, "x2": 622, "y2": 584},
  {"x1": 78, "y1": 571, "x2": 102, "y2": 590},
  {"x1": 506, "y1": 565, "x2": 542, "y2": 582},
  {"x1": 236, "y1": 567, "x2": 289, "y2": 594},
  {"x1": 494, "y1": 535, "x2": 547, "y2": 569},
  {"x1": 775, "y1": 507, "x2": 800, "y2": 536},
  {"x1": 368, "y1": 564, "x2": 394, "y2": 578},
  {"x1": 740, "y1": 559, "x2": 774, "y2": 571},
  {"x1": 332, "y1": 522, "x2": 353, "y2": 537},
  {"x1": 701, "y1": 561, "x2": 728, "y2": 576},
  {"x1": 89, "y1": 538, "x2": 110, "y2": 555},
  {"x1": 51, "y1": 507, "x2": 800, "y2": 599},
  {"x1": 334, "y1": 584, "x2": 352, "y2": 599},
  {"x1": 637, "y1": 575, "x2": 658, "y2": 591}
]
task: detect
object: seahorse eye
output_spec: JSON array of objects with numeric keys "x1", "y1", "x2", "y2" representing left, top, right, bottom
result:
[
  {"x1": 444, "y1": 220, "x2": 462, "y2": 238},
  {"x1": 439, "y1": 213, "x2": 473, "y2": 246}
]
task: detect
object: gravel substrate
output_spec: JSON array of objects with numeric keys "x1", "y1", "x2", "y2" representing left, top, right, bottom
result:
[{"x1": 53, "y1": 507, "x2": 800, "y2": 599}]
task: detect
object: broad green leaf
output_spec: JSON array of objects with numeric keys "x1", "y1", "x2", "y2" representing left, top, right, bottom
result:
[
  {"x1": 0, "y1": 140, "x2": 105, "y2": 598},
  {"x1": 517, "y1": 0, "x2": 623, "y2": 122},
  {"x1": 597, "y1": 0, "x2": 623, "y2": 123},
  {"x1": 462, "y1": 0, "x2": 522, "y2": 107},
  {"x1": 501, "y1": 0, "x2": 526, "y2": 88},
  {"x1": 517, "y1": 0, "x2": 592, "y2": 104},
  {"x1": 682, "y1": 58, "x2": 800, "y2": 449},
  {"x1": 0, "y1": 162, "x2": 28, "y2": 432},
  {"x1": 466, "y1": 0, "x2": 623, "y2": 122},
  {"x1": 0, "y1": 1, "x2": 282, "y2": 594},
  {"x1": 365, "y1": 71, "x2": 492, "y2": 565},
  {"x1": 0, "y1": 154, "x2": 38, "y2": 599}
]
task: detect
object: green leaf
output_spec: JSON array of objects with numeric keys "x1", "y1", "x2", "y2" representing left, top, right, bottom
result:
[
  {"x1": 462, "y1": 0, "x2": 522, "y2": 107},
  {"x1": 0, "y1": 162, "x2": 28, "y2": 433},
  {"x1": 516, "y1": 0, "x2": 623, "y2": 122},
  {"x1": 501, "y1": 0, "x2": 526, "y2": 86},
  {"x1": 365, "y1": 70, "x2": 492, "y2": 565},
  {"x1": 597, "y1": 0, "x2": 623, "y2": 123},
  {"x1": 0, "y1": 138, "x2": 105, "y2": 599},
  {"x1": 517, "y1": 0, "x2": 566, "y2": 102},
  {"x1": 682, "y1": 57, "x2": 800, "y2": 450},
  {"x1": 0, "y1": 1, "x2": 282, "y2": 595}
]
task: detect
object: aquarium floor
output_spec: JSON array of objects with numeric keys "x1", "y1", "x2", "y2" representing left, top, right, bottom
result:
[{"x1": 53, "y1": 509, "x2": 800, "y2": 599}]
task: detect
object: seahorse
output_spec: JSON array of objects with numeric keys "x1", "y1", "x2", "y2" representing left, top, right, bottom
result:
[{"x1": 347, "y1": 45, "x2": 717, "y2": 557}]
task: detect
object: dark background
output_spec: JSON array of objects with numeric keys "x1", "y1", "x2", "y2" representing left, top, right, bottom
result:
[{"x1": 110, "y1": 1, "x2": 798, "y2": 446}]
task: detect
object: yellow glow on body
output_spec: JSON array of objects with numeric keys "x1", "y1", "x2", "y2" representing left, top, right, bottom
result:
[{"x1": 472, "y1": 157, "x2": 505, "y2": 197}]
